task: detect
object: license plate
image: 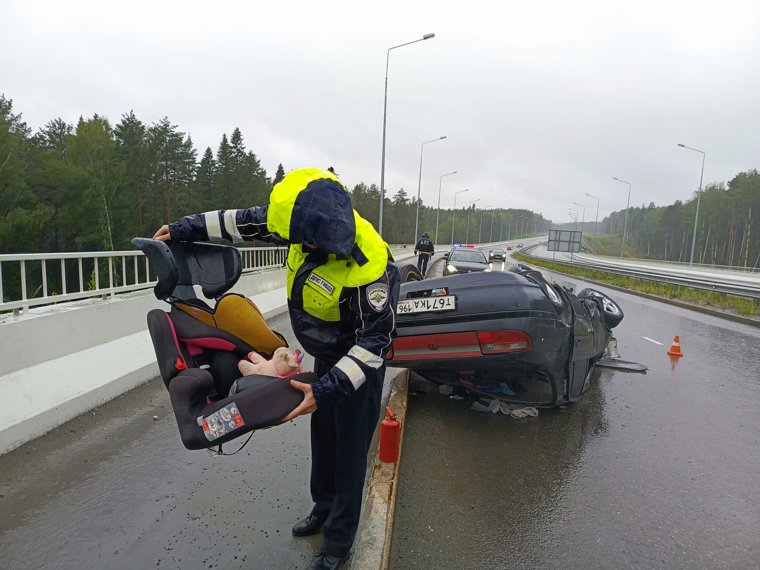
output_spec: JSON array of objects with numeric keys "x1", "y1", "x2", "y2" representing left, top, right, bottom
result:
[{"x1": 397, "y1": 295, "x2": 456, "y2": 314}]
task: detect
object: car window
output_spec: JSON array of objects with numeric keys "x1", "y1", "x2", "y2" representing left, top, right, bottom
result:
[{"x1": 450, "y1": 249, "x2": 488, "y2": 263}]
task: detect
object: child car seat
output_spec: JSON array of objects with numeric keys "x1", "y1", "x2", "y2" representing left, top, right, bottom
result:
[{"x1": 132, "y1": 238, "x2": 317, "y2": 450}]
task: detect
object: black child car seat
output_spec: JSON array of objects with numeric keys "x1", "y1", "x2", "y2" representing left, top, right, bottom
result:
[{"x1": 132, "y1": 238, "x2": 317, "y2": 450}]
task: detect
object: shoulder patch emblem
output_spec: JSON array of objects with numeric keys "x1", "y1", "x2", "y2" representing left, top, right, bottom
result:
[
  {"x1": 366, "y1": 282, "x2": 389, "y2": 312},
  {"x1": 308, "y1": 273, "x2": 335, "y2": 295}
]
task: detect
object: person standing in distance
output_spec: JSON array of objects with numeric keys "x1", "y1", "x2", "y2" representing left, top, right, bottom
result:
[
  {"x1": 414, "y1": 231, "x2": 434, "y2": 277},
  {"x1": 153, "y1": 167, "x2": 400, "y2": 570}
]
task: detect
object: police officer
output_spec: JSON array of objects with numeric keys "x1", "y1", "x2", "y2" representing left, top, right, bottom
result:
[
  {"x1": 414, "y1": 231, "x2": 435, "y2": 277},
  {"x1": 153, "y1": 167, "x2": 400, "y2": 570}
]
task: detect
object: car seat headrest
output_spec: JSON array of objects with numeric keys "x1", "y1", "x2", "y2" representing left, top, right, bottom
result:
[{"x1": 132, "y1": 238, "x2": 242, "y2": 300}]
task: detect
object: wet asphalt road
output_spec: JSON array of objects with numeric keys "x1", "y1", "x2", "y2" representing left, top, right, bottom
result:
[
  {"x1": 389, "y1": 257, "x2": 760, "y2": 569},
  {"x1": 0, "y1": 312, "x2": 326, "y2": 570}
]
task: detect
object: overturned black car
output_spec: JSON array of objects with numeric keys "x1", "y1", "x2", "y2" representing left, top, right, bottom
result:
[{"x1": 388, "y1": 264, "x2": 623, "y2": 407}]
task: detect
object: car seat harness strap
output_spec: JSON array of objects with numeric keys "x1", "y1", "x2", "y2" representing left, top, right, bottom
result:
[{"x1": 163, "y1": 311, "x2": 188, "y2": 371}]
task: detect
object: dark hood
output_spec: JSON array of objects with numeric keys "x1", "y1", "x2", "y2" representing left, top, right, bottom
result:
[{"x1": 289, "y1": 178, "x2": 356, "y2": 258}]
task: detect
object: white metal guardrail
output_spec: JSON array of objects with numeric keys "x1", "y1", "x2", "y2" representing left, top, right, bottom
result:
[
  {"x1": 573, "y1": 254, "x2": 760, "y2": 299},
  {"x1": 0, "y1": 246, "x2": 289, "y2": 315},
  {"x1": 523, "y1": 244, "x2": 760, "y2": 300}
]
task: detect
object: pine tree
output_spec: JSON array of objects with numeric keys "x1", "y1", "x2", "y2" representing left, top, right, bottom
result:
[
  {"x1": 0, "y1": 95, "x2": 43, "y2": 253},
  {"x1": 147, "y1": 117, "x2": 197, "y2": 229},
  {"x1": 194, "y1": 147, "x2": 216, "y2": 211},
  {"x1": 214, "y1": 133, "x2": 234, "y2": 207},
  {"x1": 273, "y1": 163, "x2": 285, "y2": 186},
  {"x1": 114, "y1": 111, "x2": 151, "y2": 238},
  {"x1": 68, "y1": 115, "x2": 124, "y2": 250}
]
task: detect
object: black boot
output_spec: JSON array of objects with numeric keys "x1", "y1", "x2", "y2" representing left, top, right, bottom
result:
[
  {"x1": 292, "y1": 510, "x2": 329, "y2": 537},
  {"x1": 306, "y1": 552, "x2": 349, "y2": 569}
]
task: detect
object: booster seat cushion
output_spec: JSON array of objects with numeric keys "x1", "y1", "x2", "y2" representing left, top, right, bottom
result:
[
  {"x1": 168, "y1": 369, "x2": 319, "y2": 450},
  {"x1": 174, "y1": 293, "x2": 287, "y2": 356}
]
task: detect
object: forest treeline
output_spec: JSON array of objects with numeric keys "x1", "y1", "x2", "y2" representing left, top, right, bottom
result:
[
  {"x1": 557, "y1": 170, "x2": 760, "y2": 267},
  {"x1": 0, "y1": 95, "x2": 543, "y2": 253},
  {"x1": 1, "y1": 94, "x2": 758, "y2": 268}
]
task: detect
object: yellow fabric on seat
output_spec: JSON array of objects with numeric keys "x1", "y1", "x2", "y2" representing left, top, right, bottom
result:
[{"x1": 174, "y1": 294, "x2": 287, "y2": 356}]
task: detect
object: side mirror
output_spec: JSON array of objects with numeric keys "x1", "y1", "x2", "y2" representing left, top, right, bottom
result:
[{"x1": 443, "y1": 252, "x2": 450, "y2": 260}]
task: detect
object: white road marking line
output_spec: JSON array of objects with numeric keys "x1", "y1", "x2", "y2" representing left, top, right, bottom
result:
[{"x1": 642, "y1": 336, "x2": 664, "y2": 345}]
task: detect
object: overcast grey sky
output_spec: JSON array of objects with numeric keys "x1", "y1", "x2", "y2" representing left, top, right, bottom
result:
[{"x1": 2, "y1": 0, "x2": 758, "y2": 224}]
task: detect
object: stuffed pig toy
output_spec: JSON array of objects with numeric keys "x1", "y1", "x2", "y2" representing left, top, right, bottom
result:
[{"x1": 238, "y1": 347, "x2": 303, "y2": 378}]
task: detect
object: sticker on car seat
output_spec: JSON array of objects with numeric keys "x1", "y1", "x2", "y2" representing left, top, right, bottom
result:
[
  {"x1": 199, "y1": 402, "x2": 245, "y2": 441},
  {"x1": 366, "y1": 282, "x2": 389, "y2": 312}
]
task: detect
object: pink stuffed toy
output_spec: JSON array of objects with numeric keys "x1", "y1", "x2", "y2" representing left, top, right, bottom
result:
[{"x1": 238, "y1": 347, "x2": 304, "y2": 378}]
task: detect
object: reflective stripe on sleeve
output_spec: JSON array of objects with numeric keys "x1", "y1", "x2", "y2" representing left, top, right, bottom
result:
[
  {"x1": 335, "y1": 356, "x2": 366, "y2": 390},
  {"x1": 204, "y1": 211, "x2": 223, "y2": 239},
  {"x1": 223, "y1": 209, "x2": 242, "y2": 241},
  {"x1": 348, "y1": 345, "x2": 384, "y2": 369}
]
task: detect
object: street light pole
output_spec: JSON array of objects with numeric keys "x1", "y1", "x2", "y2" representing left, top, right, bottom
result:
[
  {"x1": 378, "y1": 32, "x2": 435, "y2": 238},
  {"x1": 585, "y1": 192, "x2": 600, "y2": 236},
  {"x1": 572, "y1": 202, "x2": 586, "y2": 233},
  {"x1": 466, "y1": 199, "x2": 481, "y2": 243},
  {"x1": 435, "y1": 170, "x2": 457, "y2": 244},
  {"x1": 568, "y1": 209, "x2": 578, "y2": 231},
  {"x1": 678, "y1": 143, "x2": 706, "y2": 265},
  {"x1": 414, "y1": 136, "x2": 446, "y2": 243},
  {"x1": 451, "y1": 189, "x2": 469, "y2": 244},
  {"x1": 489, "y1": 209, "x2": 495, "y2": 242},
  {"x1": 612, "y1": 177, "x2": 632, "y2": 259}
]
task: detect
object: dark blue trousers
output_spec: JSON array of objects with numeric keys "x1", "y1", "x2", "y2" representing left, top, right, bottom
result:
[
  {"x1": 417, "y1": 253, "x2": 430, "y2": 276},
  {"x1": 310, "y1": 358, "x2": 384, "y2": 557}
]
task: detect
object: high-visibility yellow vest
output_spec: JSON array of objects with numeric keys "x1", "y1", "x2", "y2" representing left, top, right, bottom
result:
[
  {"x1": 269, "y1": 168, "x2": 391, "y2": 322},
  {"x1": 286, "y1": 213, "x2": 390, "y2": 322}
]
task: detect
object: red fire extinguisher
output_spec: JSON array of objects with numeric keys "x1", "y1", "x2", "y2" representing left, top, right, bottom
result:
[{"x1": 379, "y1": 406, "x2": 400, "y2": 463}]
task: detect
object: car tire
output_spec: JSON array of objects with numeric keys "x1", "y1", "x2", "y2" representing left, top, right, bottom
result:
[
  {"x1": 577, "y1": 288, "x2": 624, "y2": 328},
  {"x1": 398, "y1": 263, "x2": 423, "y2": 283}
]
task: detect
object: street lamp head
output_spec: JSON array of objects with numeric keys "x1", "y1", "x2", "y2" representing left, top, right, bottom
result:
[
  {"x1": 423, "y1": 33, "x2": 435, "y2": 39},
  {"x1": 612, "y1": 177, "x2": 620, "y2": 181},
  {"x1": 677, "y1": 143, "x2": 685, "y2": 147},
  {"x1": 440, "y1": 136, "x2": 447, "y2": 140}
]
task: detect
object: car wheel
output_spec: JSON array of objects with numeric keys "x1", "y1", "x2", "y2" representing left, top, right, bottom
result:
[
  {"x1": 577, "y1": 288, "x2": 624, "y2": 328},
  {"x1": 398, "y1": 263, "x2": 423, "y2": 283}
]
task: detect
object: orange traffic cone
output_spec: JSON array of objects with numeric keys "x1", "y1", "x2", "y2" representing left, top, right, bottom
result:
[{"x1": 667, "y1": 335, "x2": 684, "y2": 357}]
